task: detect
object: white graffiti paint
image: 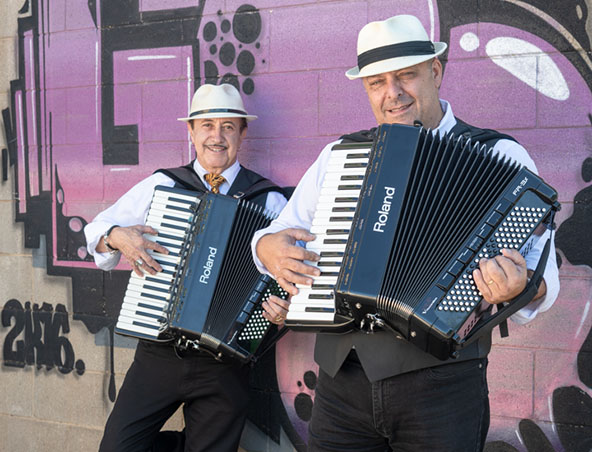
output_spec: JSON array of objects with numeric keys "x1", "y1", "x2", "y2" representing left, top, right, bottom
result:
[
  {"x1": 460, "y1": 32, "x2": 480, "y2": 52},
  {"x1": 485, "y1": 37, "x2": 569, "y2": 101}
]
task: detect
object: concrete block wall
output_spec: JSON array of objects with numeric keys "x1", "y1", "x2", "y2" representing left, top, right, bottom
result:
[{"x1": 0, "y1": 1, "x2": 590, "y2": 451}]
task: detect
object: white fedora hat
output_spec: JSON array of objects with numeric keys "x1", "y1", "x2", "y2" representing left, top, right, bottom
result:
[
  {"x1": 346, "y1": 15, "x2": 447, "y2": 80},
  {"x1": 177, "y1": 83, "x2": 257, "y2": 122}
]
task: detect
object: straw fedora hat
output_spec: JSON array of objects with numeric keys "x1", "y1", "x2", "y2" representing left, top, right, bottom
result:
[
  {"x1": 177, "y1": 83, "x2": 257, "y2": 122},
  {"x1": 346, "y1": 15, "x2": 447, "y2": 80}
]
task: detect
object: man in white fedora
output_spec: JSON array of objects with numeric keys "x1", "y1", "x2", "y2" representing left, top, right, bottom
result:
[
  {"x1": 84, "y1": 83, "x2": 287, "y2": 452},
  {"x1": 253, "y1": 15, "x2": 559, "y2": 451}
]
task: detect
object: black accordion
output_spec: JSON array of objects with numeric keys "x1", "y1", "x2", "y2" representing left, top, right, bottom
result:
[
  {"x1": 116, "y1": 185, "x2": 286, "y2": 363},
  {"x1": 286, "y1": 124, "x2": 559, "y2": 360}
]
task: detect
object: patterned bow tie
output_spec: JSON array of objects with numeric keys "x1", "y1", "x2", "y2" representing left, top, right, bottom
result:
[{"x1": 204, "y1": 173, "x2": 226, "y2": 194}]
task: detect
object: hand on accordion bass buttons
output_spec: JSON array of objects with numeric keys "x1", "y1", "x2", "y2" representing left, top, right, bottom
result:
[
  {"x1": 472, "y1": 248, "x2": 529, "y2": 305},
  {"x1": 262, "y1": 295, "x2": 291, "y2": 326},
  {"x1": 255, "y1": 228, "x2": 321, "y2": 296},
  {"x1": 109, "y1": 225, "x2": 170, "y2": 277}
]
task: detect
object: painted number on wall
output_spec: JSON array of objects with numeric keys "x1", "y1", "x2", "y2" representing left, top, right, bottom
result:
[{"x1": 1, "y1": 299, "x2": 85, "y2": 375}]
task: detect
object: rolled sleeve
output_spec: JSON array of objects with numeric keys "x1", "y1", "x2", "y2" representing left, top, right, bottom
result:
[{"x1": 84, "y1": 173, "x2": 175, "y2": 271}]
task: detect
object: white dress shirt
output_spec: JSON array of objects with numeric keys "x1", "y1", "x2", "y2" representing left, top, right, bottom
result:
[
  {"x1": 85, "y1": 159, "x2": 287, "y2": 271},
  {"x1": 251, "y1": 100, "x2": 560, "y2": 325}
]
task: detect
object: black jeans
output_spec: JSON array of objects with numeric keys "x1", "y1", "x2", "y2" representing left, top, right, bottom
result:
[
  {"x1": 99, "y1": 341, "x2": 250, "y2": 452},
  {"x1": 308, "y1": 352, "x2": 490, "y2": 452}
]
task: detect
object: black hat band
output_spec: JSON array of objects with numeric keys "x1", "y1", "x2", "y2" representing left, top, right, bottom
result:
[
  {"x1": 189, "y1": 108, "x2": 248, "y2": 117},
  {"x1": 357, "y1": 41, "x2": 436, "y2": 70}
]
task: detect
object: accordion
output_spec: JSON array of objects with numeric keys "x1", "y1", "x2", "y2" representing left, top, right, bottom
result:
[
  {"x1": 286, "y1": 124, "x2": 559, "y2": 360},
  {"x1": 116, "y1": 185, "x2": 286, "y2": 363}
]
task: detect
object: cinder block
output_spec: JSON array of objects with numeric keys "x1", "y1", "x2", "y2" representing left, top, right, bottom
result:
[
  {"x1": 440, "y1": 57, "x2": 537, "y2": 130},
  {"x1": 269, "y1": 2, "x2": 367, "y2": 72},
  {"x1": 533, "y1": 349, "x2": 585, "y2": 422},
  {"x1": 31, "y1": 266, "x2": 72, "y2": 308},
  {"x1": 33, "y1": 369, "x2": 111, "y2": 428},
  {"x1": 494, "y1": 277, "x2": 592, "y2": 352},
  {"x1": 0, "y1": 255, "x2": 33, "y2": 301},
  {"x1": 488, "y1": 347, "x2": 534, "y2": 418},
  {"x1": 0, "y1": 413, "x2": 103, "y2": 452},
  {"x1": 0, "y1": 201, "x2": 25, "y2": 253},
  {"x1": 267, "y1": 137, "x2": 330, "y2": 187},
  {"x1": 0, "y1": 0, "x2": 21, "y2": 39},
  {"x1": 241, "y1": 72, "x2": 319, "y2": 139},
  {"x1": 319, "y1": 69, "x2": 376, "y2": 136},
  {"x1": 0, "y1": 38, "x2": 17, "y2": 85},
  {"x1": 0, "y1": 366, "x2": 34, "y2": 417}
]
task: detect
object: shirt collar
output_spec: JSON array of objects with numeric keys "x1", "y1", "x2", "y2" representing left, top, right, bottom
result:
[
  {"x1": 192, "y1": 159, "x2": 241, "y2": 193},
  {"x1": 433, "y1": 99, "x2": 456, "y2": 136}
]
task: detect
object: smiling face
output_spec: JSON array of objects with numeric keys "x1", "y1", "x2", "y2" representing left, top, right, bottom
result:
[
  {"x1": 362, "y1": 58, "x2": 444, "y2": 129},
  {"x1": 187, "y1": 117, "x2": 246, "y2": 175}
]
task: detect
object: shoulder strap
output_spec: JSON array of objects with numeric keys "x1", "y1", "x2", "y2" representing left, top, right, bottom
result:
[
  {"x1": 451, "y1": 118, "x2": 518, "y2": 147},
  {"x1": 153, "y1": 162, "x2": 207, "y2": 193},
  {"x1": 339, "y1": 128, "x2": 377, "y2": 143}
]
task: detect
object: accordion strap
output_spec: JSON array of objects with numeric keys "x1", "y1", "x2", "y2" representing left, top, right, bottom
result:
[{"x1": 458, "y1": 227, "x2": 554, "y2": 350}]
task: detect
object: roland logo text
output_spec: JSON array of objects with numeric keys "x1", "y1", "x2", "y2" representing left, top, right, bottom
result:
[
  {"x1": 373, "y1": 186, "x2": 396, "y2": 233},
  {"x1": 199, "y1": 247, "x2": 217, "y2": 284}
]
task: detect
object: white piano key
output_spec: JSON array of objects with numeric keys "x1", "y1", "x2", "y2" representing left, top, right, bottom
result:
[
  {"x1": 150, "y1": 199, "x2": 197, "y2": 212},
  {"x1": 144, "y1": 222, "x2": 188, "y2": 238},
  {"x1": 147, "y1": 206, "x2": 193, "y2": 220},
  {"x1": 288, "y1": 303, "x2": 335, "y2": 312},
  {"x1": 146, "y1": 250, "x2": 181, "y2": 264},
  {"x1": 121, "y1": 300, "x2": 167, "y2": 314},
  {"x1": 117, "y1": 313, "x2": 163, "y2": 329},
  {"x1": 119, "y1": 307, "x2": 166, "y2": 323},
  {"x1": 320, "y1": 187, "x2": 363, "y2": 197},
  {"x1": 146, "y1": 212, "x2": 190, "y2": 227},
  {"x1": 286, "y1": 311, "x2": 336, "y2": 322},
  {"x1": 129, "y1": 271, "x2": 175, "y2": 285},
  {"x1": 153, "y1": 191, "x2": 200, "y2": 203},
  {"x1": 125, "y1": 286, "x2": 171, "y2": 301},
  {"x1": 127, "y1": 279, "x2": 171, "y2": 293},
  {"x1": 123, "y1": 293, "x2": 170, "y2": 310},
  {"x1": 116, "y1": 322, "x2": 160, "y2": 338}
]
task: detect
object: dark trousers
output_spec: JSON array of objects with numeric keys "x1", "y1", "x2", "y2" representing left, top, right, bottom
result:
[
  {"x1": 308, "y1": 352, "x2": 490, "y2": 452},
  {"x1": 99, "y1": 341, "x2": 250, "y2": 452}
]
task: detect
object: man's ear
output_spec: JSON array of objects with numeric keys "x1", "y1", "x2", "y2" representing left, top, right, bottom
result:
[{"x1": 432, "y1": 58, "x2": 443, "y2": 89}]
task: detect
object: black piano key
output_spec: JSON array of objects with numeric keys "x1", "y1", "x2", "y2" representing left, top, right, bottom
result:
[
  {"x1": 340, "y1": 174, "x2": 364, "y2": 180},
  {"x1": 337, "y1": 184, "x2": 363, "y2": 190},
  {"x1": 320, "y1": 251, "x2": 344, "y2": 258},
  {"x1": 326, "y1": 229, "x2": 350, "y2": 234},
  {"x1": 343, "y1": 162, "x2": 367, "y2": 169},
  {"x1": 312, "y1": 284, "x2": 335, "y2": 289},
  {"x1": 157, "y1": 232, "x2": 183, "y2": 241},
  {"x1": 140, "y1": 292, "x2": 168, "y2": 302},
  {"x1": 305, "y1": 307, "x2": 335, "y2": 312},
  {"x1": 323, "y1": 239, "x2": 348, "y2": 245},
  {"x1": 346, "y1": 153, "x2": 370, "y2": 159},
  {"x1": 335, "y1": 197, "x2": 358, "y2": 203},
  {"x1": 317, "y1": 261, "x2": 341, "y2": 267},
  {"x1": 331, "y1": 207, "x2": 356, "y2": 213},
  {"x1": 329, "y1": 216, "x2": 354, "y2": 222},
  {"x1": 319, "y1": 271, "x2": 339, "y2": 277},
  {"x1": 308, "y1": 294, "x2": 333, "y2": 300},
  {"x1": 143, "y1": 284, "x2": 169, "y2": 293}
]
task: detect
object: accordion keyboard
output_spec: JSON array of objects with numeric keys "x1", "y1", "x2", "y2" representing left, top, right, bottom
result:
[
  {"x1": 116, "y1": 189, "x2": 200, "y2": 339},
  {"x1": 287, "y1": 142, "x2": 371, "y2": 324}
]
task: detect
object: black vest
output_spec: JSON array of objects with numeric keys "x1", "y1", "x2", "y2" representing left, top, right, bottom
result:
[
  {"x1": 315, "y1": 119, "x2": 518, "y2": 382},
  {"x1": 154, "y1": 161, "x2": 286, "y2": 207}
]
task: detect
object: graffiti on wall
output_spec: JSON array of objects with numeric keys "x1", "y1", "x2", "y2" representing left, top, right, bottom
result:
[{"x1": 1, "y1": 0, "x2": 591, "y2": 451}]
